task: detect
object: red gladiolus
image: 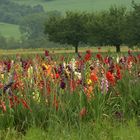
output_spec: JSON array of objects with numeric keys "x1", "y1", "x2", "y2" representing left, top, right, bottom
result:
[
  {"x1": 106, "y1": 71, "x2": 115, "y2": 85},
  {"x1": 21, "y1": 99, "x2": 31, "y2": 111},
  {"x1": 45, "y1": 50, "x2": 49, "y2": 57},
  {"x1": 127, "y1": 56, "x2": 133, "y2": 64},
  {"x1": 55, "y1": 73, "x2": 60, "y2": 79},
  {"x1": 116, "y1": 65, "x2": 122, "y2": 80},
  {"x1": 96, "y1": 53, "x2": 103, "y2": 61},
  {"x1": 9, "y1": 97, "x2": 14, "y2": 108},
  {"x1": 85, "y1": 50, "x2": 92, "y2": 61}
]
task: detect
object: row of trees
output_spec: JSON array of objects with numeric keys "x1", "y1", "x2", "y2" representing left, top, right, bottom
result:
[{"x1": 45, "y1": 2, "x2": 140, "y2": 53}]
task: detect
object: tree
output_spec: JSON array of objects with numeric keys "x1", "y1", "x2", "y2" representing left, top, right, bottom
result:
[
  {"x1": 125, "y1": 2, "x2": 140, "y2": 47},
  {"x1": 45, "y1": 12, "x2": 89, "y2": 53},
  {"x1": 88, "y1": 6, "x2": 127, "y2": 53}
]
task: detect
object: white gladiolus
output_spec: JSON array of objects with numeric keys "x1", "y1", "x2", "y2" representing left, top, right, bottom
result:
[{"x1": 74, "y1": 71, "x2": 82, "y2": 80}]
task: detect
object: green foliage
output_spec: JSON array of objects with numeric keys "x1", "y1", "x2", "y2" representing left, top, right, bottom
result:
[
  {"x1": 125, "y1": 2, "x2": 140, "y2": 47},
  {"x1": 88, "y1": 6, "x2": 127, "y2": 52},
  {"x1": 45, "y1": 12, "x2": 89, "y2": 53},
  {"x1": 0, "y1": 0, "x2": 44, "y2": 24}
]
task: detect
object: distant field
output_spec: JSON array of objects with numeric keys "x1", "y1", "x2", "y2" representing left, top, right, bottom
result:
[
  {"x1": 0, "y1": 46, "x2": 139, "y2": 55},
  {"x1": 0, "y1": 22, "x2": 21, "y2": 39},
  {"x1": 13, "y1": 0, "x2": 140, "y2": 12}
]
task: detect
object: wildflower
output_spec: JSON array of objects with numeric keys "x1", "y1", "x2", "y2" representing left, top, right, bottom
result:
[
  {"x1": 74, "y1": 71, "x2": 81, "y2": 80},
  {"x1": 85, "y1": 50, "x2": 92, "y2": 61},
  {"x1": 87, "y1": 79, "x2": 92, "y2": 85},
  {"x1": 70, "y1": 58, "x2": 76, "y2": 71},
  {"x1": 128, "y1": 49, "x2": 132, "y2": 56},
  {"x1": 116, "y1": 65, "x2": 122, "y2": 80},
  {"x1": 101, "y1": 78, "x2": 109, "y2": 94},
  {"x1": 84, "y1": 85, "x2": 93, "y2": 99},
  {"x1": 96, "y1": 53, "x2": 103, "y2": 61},
  {"x1": 60, "y1": 81, "x2": 66, "y2": 89},
  {"x1": 21, "y1": 99, "x2": 31, "y2": 111},
  {"x1": 90, "y1": 72, "x2": 98, "y2": 83},
  {"x1": 106, "y1": 71, "x2": 115, "y2": 85},
  {"x1": 1, "y1": 74, "x2": 4, "y2": 79},
  {"x1": 45, "y1": 50, "x2": 49, "y2": 57}
]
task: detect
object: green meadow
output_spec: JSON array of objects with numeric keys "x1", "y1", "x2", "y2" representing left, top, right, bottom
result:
[{"x1": 0, "y1": 22, "x2": 21, "y2": 40}]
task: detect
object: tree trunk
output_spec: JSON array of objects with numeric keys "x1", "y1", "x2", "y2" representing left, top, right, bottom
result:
[
  {"x1": 116, "y1": 45, "x2": 121, "y2": 53},
  {"x1": 75, "y1": 43, "x2": 78, "y2": 53}
]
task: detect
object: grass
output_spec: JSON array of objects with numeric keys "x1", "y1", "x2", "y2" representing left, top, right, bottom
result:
[
  {"x1": 0, "y1": 22, "x2": 21, "y2": 40},
  {"x1": 0, "y1": 119, "x2": 140, "y2": 140},
  {"x1": 13, "y1": 0, "x2": 140, "y2": 12},
  {"x1": 0, "y1": 46, "x2": 139, "y2": 55}
]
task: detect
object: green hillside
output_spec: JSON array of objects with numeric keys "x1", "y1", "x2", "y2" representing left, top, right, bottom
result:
[
  {"x1": 0, "y1": 0, "x2": 140, "y2": 40},
  {"x1": 13, "y1": 0, "x2": 140, "y2": 12},
  {"x1": 0, "y1": 22, "x2": 21, "y2": 39}
]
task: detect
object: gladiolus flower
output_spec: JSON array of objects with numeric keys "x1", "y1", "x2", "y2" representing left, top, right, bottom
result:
[
  {"x1": 106, "y1": 71, "x2": 115, "y2": 85},
  {"x1": 60, "y1": 81, "x2": 66, "y2": 89},
  {"x1": 96, "y1": 53, "x2": 103, "y2": 61},
  {"x1": 85, "y1": 50, "x2": 92, "y2": 61},
  {"x1": 90, "y1": 72, "x2": 98, "y2": 82},
  {"x1": 21, "y1": 99, "x2": 31, "y2": 111},
  {"x1": 45, "y1": 50, "x2": 49, "y2": 57}
]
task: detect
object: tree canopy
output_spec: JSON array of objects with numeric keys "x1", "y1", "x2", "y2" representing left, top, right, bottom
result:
[{"x1": 45, "y1": 12, "x2": 89, "y2": 53}]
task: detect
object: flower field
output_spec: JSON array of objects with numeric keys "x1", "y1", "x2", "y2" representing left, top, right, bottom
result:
[{"x1": 0, "y1": 49, "x2": 140, "y2": 139}]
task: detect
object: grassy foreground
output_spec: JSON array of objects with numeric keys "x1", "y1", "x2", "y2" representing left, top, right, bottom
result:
[{"x1": 0, "y1": 119, "x2": 140, "y2": 140}]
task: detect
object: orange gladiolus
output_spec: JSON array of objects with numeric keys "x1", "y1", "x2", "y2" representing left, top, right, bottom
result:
[{"x1": 90, "y1": 72, "x2": 98, "y2": 83}]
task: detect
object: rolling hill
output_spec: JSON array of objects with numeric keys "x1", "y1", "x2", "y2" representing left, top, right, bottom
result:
[
  {"x1": 13, "y1": 0, "x2": 140, "y2": 12},
  {"x1": 0, "y1": 0, "x2": 140, "y2": 39},
  {"x1": 0, "y1": 22, "x2": 21, "y2": 39}
]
